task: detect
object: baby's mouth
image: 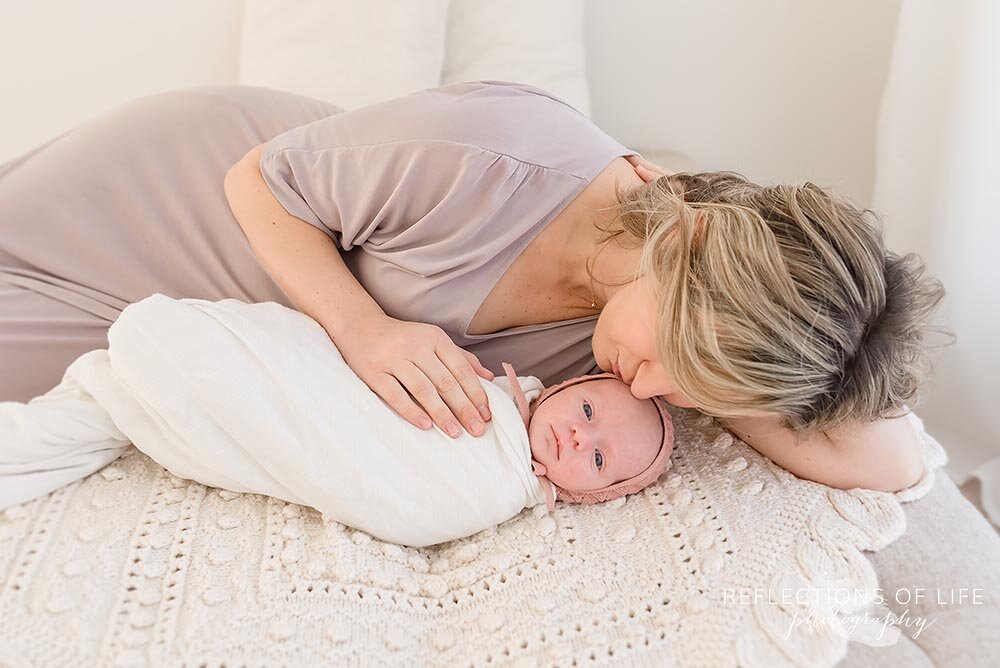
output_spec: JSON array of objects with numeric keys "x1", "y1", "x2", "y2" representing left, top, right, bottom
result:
[{"x1": 550, "y1": 425, "x2": 561, "y2": 460}]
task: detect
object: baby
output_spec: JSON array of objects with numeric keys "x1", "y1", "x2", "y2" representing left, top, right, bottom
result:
[
  {"x1": 0, "y1": 295, "x2": 674, "y2": 546},
  {"x1": 498, "y1": 362, "x2": 673, "y2": 511}
]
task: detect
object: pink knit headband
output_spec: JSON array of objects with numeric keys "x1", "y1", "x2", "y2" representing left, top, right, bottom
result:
[{"x1": 501, "y1": 363, "x2": 674, "y2": 510}]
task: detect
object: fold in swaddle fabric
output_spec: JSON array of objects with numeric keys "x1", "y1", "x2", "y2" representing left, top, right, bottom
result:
[{"x1": 0, "y1": 294, "x2": 550, "y2": 546}]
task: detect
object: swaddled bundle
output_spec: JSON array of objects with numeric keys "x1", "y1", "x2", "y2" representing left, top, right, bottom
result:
[
  {"x1": 62, "y1": 296, "x2": 553, "y2": 546},
  {"x1": 1, "y1": 295, "x2": 673, "y2": 547}
]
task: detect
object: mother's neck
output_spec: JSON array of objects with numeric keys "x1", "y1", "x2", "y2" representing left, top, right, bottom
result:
[{"x1": 564, "y1": 161, "x2": 647, "y2": 309}]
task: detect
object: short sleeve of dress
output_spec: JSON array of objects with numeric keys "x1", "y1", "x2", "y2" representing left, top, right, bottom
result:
[
  {"x1": 257, "y1": 81, "x2": 641, "y2": 253},
  {"x1": 259, "y1": 134, "x2": 491, "y2": 251}
]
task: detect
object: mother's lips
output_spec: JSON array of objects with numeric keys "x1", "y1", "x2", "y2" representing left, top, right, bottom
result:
[{"x1": 613, "y1": 357, "x2": 633, "y2": 384}]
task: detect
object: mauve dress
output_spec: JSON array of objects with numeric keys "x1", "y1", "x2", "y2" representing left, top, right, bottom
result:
[{"x1": 0, "y1": 80, "x2": 639, "y2": 404}]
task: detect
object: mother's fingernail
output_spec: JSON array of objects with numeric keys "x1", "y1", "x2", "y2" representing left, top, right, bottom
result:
[
  {"x1": 470, "y1": 420, "x2": 484, "y2": 435},
  {"x1": 478, "y1": 405, "x2": 491, "y2": 421},
  {"x1": 446, "y1": 421, "x2": 460, "y2": 437}
]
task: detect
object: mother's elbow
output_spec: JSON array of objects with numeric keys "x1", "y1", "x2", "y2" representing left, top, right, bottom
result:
[
  {"x1": 868, "y1": 446, "x2": 926, "y2": 493},
  {"x1": 723, "y1": 413, "x2": 926, "y2": 493},
  {"x1": 831, "y1": 418, "x2": 927, "y2": 493}
]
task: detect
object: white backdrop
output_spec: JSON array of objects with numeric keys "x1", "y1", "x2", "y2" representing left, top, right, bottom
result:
[
  {"x1": 873, "y1": 0, "x2": 1000, "y2": 519},
  {"x1": 1, "y1": 0, "x2": 897, "y2": 206}
]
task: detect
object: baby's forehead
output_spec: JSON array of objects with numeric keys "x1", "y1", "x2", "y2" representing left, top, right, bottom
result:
[
  {"x1": 530, "y1": 376, "x2": 658, "y2": 428},
  {"x1": 583, "y1": 379, "x2": 660, "y2": 425},
  {"x1": 582, "y1": 378, "x2": 643, "y2": 405},
  {"x1": 584, "y1": 380, "x2": 663, "y2": 473},
  {"x1": 582, "y1": 378, "x2": 628, "y2": 394}
]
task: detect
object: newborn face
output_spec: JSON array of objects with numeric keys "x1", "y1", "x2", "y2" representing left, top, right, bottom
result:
[{"x1": 528, "y1": 378, "x2": 663, "y2": 491}]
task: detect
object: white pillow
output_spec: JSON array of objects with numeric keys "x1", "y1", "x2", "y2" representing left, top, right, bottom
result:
[
  {"x1": 238, "y1": 0, "x2": 449, "y2": 110},
  {"x1": 442, "y1": 0, "x2": 591, "y2": 117}
]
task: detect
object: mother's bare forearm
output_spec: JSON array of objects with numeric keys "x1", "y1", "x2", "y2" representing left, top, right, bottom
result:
[
  {"x1": 721, "y1": 413, "x2": 924, "y2": 492},
  {"x1": 223, "y1": 144, "x2": 385, "y2": 340}
]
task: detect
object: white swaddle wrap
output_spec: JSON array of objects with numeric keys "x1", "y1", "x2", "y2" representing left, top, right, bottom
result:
[{"x1": 0, "y1": 295, "x2": 552, "y2": 547}]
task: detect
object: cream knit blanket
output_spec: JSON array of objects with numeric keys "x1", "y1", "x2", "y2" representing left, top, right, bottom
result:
[{"x1": 0, "y1": 405, "x2": 946, "y2": 667}]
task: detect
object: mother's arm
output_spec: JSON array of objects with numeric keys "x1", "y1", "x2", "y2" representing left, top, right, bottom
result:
[{"x1": 720, "y1": 413, "x2": 926, "y2": 492}]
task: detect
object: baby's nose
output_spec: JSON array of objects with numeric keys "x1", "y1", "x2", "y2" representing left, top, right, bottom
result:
[{"x1": 569, "y1": 425, "x2": 589, "y2": 450}]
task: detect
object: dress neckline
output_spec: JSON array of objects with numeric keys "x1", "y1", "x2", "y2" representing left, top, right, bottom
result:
[
  {"x1": 459, "y1": 149, "x2": 635, "y2": 341},
  {"x1": 461, "y1": 313, "x2": 600, "y2": 340}
]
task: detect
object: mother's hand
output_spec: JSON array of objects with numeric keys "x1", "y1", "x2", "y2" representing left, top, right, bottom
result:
[
  {"x1": 626, "y1": 155, "x2": 672, "y2": 183},
  {"x1": 336, "y1": 313, "x2": 494, "y2": 438}
]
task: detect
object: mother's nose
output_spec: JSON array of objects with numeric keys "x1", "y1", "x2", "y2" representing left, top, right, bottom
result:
[{"x1": 629, "y1": 368, "x2": 675, "y2": 400}]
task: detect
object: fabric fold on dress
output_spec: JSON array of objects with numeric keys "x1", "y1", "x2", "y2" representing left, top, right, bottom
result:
[{"x1": 0, "y1": 266, "x2": 129, "y2": 322}]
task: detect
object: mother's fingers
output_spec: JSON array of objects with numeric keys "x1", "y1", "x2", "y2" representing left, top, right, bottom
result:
[
  {"x1": 636, "y1": 165, "x2": 658, "y2": 184},
  {"x1": 631, "y1": 155, "x2": 670, "y2": 175},
  {"x1": 413, "y1": 348, "x2": 486, "y2": 438},
  {"x1": 435, "y1": 347, "x2": 493, "y2": 425},
  {"x1": 626, "y1": 155, "x2": 672, "y2": 182},
  {"x1": 393, "y1": 361, "x2": 467, "y2": 438},
  {"x1": 367, "y1": 371, "x2": 433, "y2": 431}
]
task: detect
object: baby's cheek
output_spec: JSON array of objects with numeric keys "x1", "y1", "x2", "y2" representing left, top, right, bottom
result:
[
  {"x1": 549, "y1": 463, "x2": 583, "y2": 491},
  {"x1": 571, "y1": 464, "x2": 603, "y2": 491}
]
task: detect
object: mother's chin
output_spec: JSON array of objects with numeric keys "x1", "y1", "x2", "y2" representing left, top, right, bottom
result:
[{"x1": 657, "y1": 393, "x2": 698, "y2": 409}]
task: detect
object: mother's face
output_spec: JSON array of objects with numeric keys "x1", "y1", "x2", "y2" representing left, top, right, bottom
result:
[{"x1": 592, "y1": 276, "x2": 698, "y2": 409}]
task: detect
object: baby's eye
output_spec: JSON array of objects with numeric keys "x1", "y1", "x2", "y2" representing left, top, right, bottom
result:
[
  {"x1": 594, "y1": 450, "x2": 604, "y2": 470},
  {"x1": 582, "y1": 400, "x2": 593, "y2": 420}
]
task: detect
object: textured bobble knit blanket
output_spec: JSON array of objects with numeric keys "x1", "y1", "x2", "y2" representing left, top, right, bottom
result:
[{"x1": 0, "y1": 398, "x2": 946, "y2": 667}]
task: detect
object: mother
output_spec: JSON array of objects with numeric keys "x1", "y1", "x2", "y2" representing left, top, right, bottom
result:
[{"x1": 0, "y1": 81, "x2": 941, "y2": 493}]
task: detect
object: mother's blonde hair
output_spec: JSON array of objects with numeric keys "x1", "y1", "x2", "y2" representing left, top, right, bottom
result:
[{"x1": 592, "y1": 172, "x2": 947, "y2": 434}]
